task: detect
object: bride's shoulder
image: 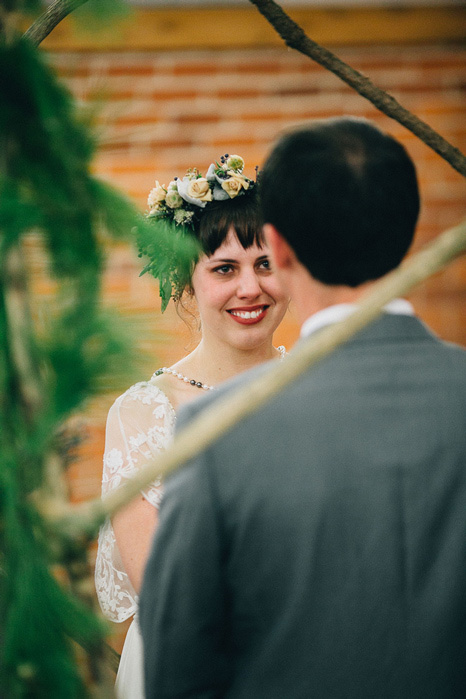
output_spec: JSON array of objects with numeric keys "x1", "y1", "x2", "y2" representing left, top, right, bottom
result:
[{"x1": 109, "y1": 374, "x2": 176, "y2": 417}]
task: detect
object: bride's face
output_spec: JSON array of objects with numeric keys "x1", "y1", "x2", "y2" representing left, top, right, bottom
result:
[{"x1": 191, "y1": 229, "x2": 288, "y2": 351}]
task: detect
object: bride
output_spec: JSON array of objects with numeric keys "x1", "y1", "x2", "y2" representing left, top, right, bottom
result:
[{"x1": 94, "y1": 154, "x2": 288, "y2": 697}]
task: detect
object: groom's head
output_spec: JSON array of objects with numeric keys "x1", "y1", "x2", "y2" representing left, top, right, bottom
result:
[{"x1": 260, "y1": 117, "x2": 420, "y2": 287}]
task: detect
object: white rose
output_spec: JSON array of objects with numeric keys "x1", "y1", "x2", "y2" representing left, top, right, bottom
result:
[
  {"x1": 168, "y1": 180, "x2": 178, "y2": 191},
  {"x1": 221, "y1": 173, "x2": 250, "y2": 198}
]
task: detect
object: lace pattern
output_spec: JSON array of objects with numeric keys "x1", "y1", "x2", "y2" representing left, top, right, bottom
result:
[{"x1": 95, "y1": 381, "x2": 176, "y2": 622}]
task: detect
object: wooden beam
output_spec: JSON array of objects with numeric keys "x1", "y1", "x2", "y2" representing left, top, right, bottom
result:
[{"x1": 33, "y1": 6, "x2": 466, "y2": 51}]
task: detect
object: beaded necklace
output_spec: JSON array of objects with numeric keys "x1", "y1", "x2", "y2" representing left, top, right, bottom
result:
[{"x1": 152, "y1": 345, "x2": 286, "y2": 391}]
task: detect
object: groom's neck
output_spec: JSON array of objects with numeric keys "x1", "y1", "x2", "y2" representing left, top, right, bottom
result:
[{"x1": 288, "y1": 269, "x2": 377, "y2": 328}]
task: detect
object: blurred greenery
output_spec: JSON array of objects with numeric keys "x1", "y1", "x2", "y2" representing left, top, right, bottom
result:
[{"x1": 0, "y1": 6, "x2": 164, "y2": 695}]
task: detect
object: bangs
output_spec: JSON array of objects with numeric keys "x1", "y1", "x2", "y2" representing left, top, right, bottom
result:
[{"x1": 197, "y1": 192, "x2": 264, "y2": 256}]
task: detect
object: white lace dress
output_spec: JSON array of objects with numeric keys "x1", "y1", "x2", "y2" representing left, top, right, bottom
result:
[{"x1": 95, "y1": 379, "x2": 176, "y2": 699}]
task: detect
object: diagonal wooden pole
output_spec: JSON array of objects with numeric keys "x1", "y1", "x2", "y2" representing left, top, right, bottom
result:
[
  {"x1": 48, "y1": 219, "x2": 466, "y2": 541},
  {"x1": 248, "y1": 0, "x2": 466, "y2": 178}
]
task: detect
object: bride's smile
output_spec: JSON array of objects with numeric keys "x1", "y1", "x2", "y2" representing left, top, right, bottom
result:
[{"x1": 227, "y1": 304, "x2": 270, "y2": 323}]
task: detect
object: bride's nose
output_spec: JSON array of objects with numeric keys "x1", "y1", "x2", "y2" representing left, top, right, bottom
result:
[{"x1": 236, "y1": 268, "x2": 262, "y2": 298}]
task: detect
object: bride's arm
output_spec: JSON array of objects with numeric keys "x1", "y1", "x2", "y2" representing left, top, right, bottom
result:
[
  {"x1": 113, "y1": 494, "x2": 158, "y2": 593},
  {"x1": 99, "y1": 383, "x2": 174, "y2": 596}
]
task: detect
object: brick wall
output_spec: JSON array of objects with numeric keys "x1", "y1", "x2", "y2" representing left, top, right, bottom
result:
[
  {"x1": 52, "y1": 43, "x2": 465, "y2": 344},
  {"x1": 44, "y1": 40, "x2": 465, "y2": 653}
]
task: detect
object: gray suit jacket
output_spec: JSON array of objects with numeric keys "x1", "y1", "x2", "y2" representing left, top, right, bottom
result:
[{"x1": 140, "y1": 314, "x2": 466, "y2": 698}]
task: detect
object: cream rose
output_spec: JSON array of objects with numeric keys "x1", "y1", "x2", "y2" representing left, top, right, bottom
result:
[
  {"x1": 221, "y1": 173, "x2": 250, "y2": 198},
  {"x1": 147, "y1": 181, "x2": 166, "y2": 210},
  {"x1": 187, "y1": 178, "x2": 213, "y2": 203}
]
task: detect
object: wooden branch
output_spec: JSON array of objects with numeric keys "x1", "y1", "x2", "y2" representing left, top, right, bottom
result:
[
  {"x1": 23, "y1": 0, "x2": 89, "y2": 47},
  {"x1": 50, "y1": 219, "x2": 466, "y2": 540},
  {"x1": 248, "y1": 0, "x2": 466, "y2": 178}
]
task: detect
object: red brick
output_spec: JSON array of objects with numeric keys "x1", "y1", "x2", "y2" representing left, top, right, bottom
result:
[
  {"x1": 107, "y1": 65, "x2": 155, "y2": 77},
  {"x1": 173, "y1": 62, "x2": 219, "y2": 75}
]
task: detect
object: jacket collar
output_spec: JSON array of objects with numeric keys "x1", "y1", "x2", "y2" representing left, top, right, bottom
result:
[{"x1": 300, "y1": 299, "x2": 415, "y2": 339}]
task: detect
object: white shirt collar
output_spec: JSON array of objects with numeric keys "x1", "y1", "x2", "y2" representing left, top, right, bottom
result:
[{"x1": 300, "y1": 298, "x2": 415, "y2": 338}]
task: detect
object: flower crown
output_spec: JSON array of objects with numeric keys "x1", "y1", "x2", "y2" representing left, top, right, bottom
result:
[
  {"x1": 147, "y1": 154, "x2": 255, "y2": 226},
  {"x1": 138, "y1": 154, "x2": 257, "y2": 311}
]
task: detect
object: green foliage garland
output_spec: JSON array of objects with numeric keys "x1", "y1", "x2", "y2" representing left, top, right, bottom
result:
[{"x1": 0, "y1": 28, "x2": 157, "y2": 697}]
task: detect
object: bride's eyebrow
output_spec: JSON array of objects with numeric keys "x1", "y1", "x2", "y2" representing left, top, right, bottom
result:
[
  {"x1": 207, "y1": 254, "x2": 269, "y2": 265},
  {"x1": 208, "y1": 257, "x2": 237, "y2": 265}
]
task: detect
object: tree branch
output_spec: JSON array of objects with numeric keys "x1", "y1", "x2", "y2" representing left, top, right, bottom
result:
[
  {"x1": 23, "y1": 0, "x2": 89, "y2": 47},
  {"x1": 248, "y1": 0, "x2": 466, "y2": 178},
  {"x1": 49, "y1": 218, "x2": 466, "y2": 541}
]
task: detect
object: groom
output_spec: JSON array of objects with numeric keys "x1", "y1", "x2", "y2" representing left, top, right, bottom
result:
[{"x1": 140, "y1": 117, "x2": 466, "y2": 698}]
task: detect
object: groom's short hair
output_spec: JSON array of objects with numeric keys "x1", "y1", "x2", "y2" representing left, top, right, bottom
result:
[{"x1": 260, "y1": 117, "x2": 420, "y2": 287}]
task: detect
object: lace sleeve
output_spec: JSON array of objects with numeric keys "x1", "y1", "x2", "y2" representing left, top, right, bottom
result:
[{"x1": 95, "y1": 382, "x2": 176, "y2": 622}]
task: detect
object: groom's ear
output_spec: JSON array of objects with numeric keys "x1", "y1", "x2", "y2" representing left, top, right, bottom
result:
[{"x1": 263, "y1": 224, "x2": 297, "y2": 270}]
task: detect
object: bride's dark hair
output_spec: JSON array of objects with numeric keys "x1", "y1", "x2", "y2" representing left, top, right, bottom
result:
[{"x1": 196, "y1": 188, "x2": 264, "y2": 256}]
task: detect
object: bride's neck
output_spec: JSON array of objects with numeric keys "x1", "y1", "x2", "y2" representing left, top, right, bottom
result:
[{"x1": 179, "y1": 338, "x2": 278, "y2": 386}]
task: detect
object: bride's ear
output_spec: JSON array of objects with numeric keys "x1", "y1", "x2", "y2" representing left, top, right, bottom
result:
[{"x1": 263, "y1": 224, "x2": 297, "y2": 271}]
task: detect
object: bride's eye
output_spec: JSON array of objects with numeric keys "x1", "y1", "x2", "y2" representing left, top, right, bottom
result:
[
  {"x1": 213, "y1": 264, "x2": 233, "y2": 275},
  {"x1": 258, "y1": 258, "x2": 271, "y2": 271}
]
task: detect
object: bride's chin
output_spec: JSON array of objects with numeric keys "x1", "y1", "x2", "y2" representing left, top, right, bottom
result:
[{"x1": 230, "y1": 333, "x2": 274, "y2": 353}]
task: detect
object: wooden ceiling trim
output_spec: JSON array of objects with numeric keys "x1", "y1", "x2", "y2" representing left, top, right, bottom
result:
[{"x1": 35, "y1": 6, "x2": 466, "y2": 51}]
